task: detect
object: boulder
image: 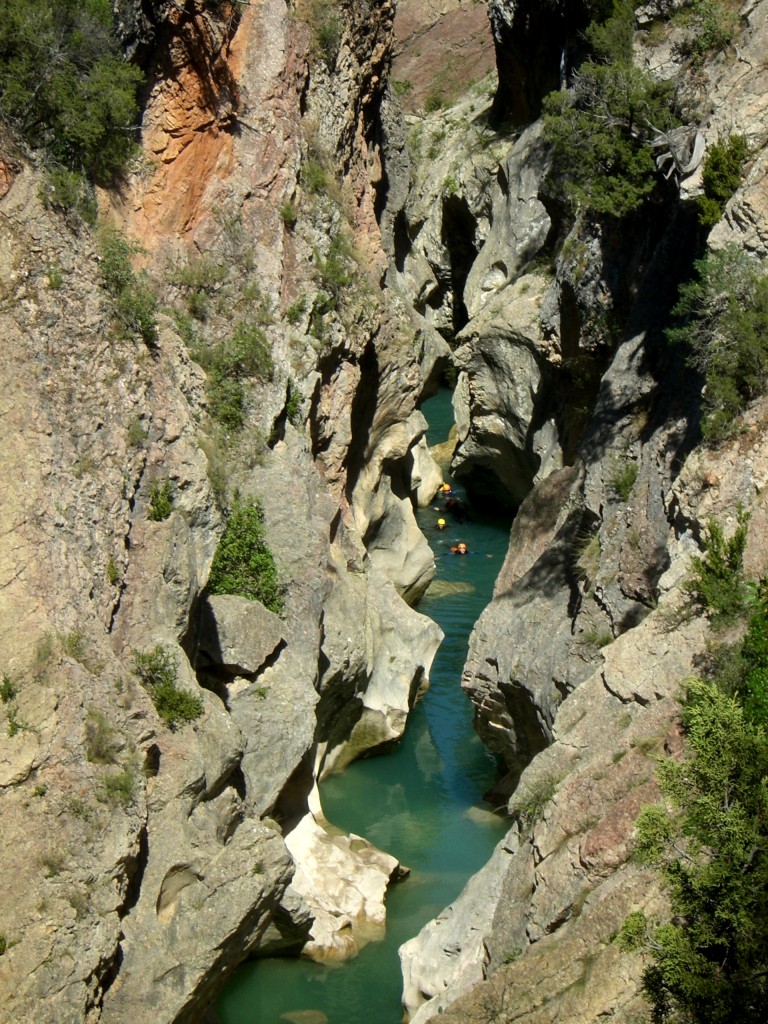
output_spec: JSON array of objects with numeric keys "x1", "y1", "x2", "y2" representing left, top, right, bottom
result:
[{"x1": 196, "y1": 594, "x2": 285, "y2": 677}]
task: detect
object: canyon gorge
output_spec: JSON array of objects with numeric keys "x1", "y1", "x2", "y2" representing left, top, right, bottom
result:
[{"x1": 1, "y1": 1, "x2": 768, "y2": 1023}]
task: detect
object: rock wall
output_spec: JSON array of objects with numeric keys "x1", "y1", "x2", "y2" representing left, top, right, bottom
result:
[
  {"x1": 0, "y1": 0, "x2": 448, "y2": 1019},
  {"x1": 397, "y1": 1, "x2": 768, "y2": 1021}
]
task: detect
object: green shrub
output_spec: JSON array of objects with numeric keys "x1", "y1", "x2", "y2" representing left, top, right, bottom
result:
[
  {"x1": 207, "y1": 372, "x2": 246, "y2": 431},
  {"x1": 678, "y1": 0, "x2": 739, "y2": 62},
  {"x1": 285, "y1": 379, "x2": 303, "y2": 426},
  {"x1": 187, "y1": 289, "x2": 209, "y2": 322},
  {"x1": 510, "y1": 774, "x2": 559, "y2": 827},
  {"x1": 424, "y1": 92, "x2": 444, "y2": 113},
  {"x1": 279, "y1": 201, "x2": 298, "y2": 228},
  {"x1": 39, "y1": 166, "x2": 98, "y2": 224},
  {"x1": 285, "y1": 295, "x2": 308, "y2": 326},
  {"x1": 697, "y1": 134, "x2": 749, "y2": 228},
  {"x1": 310, "y1": 0, "x2": 342, "y2": 65},
  {"x1": 584, "y1": 0, "x2": 636, "y2": 63},
  {"x1": 199, "y1": 435, "x2": 229, "y2": 509},
  {"x1": 63, "y1": 629, "x2": 87, "y2": 663},
  {"x1": 132, "y1": 645, "x2": 203, "y2": 729},
  {"x1": 200, "y1": 321, "x2": 274, "y2": 431},
  {"x1": 684, "y1": 511, "x2": 749, "y2": 622},
  {"x1": 315, "y1": 232, "x2": 354, "y2": 305},
  {"x1": 147, "y1": 479, "x2": 173, "y2": 522},
  {"x1": 117, "y1": 278, "x2": 159, "y2": 346},
  {"x1": 171, "y1": 257, "x2": 226, "y2": 292},
  {"x1": 0, "y1": 935, "x2": 6, "y2": 956},
  {"x1": 666, "y1": 246, "x2": 768, "y2": 442},
  {"x1": 207, "y1": 499, "x2": 284, "y2": 613},
  {"x1": 227, "y1": 322, "x2": 274, "y2": 379},
  {"x1": 99, "y1": 228, "x2": 138, "y2": 296},
  {"x1": 0, "y1": 0, "x2": 143, "y2": 184},
  {"x1": 126, "y1": 417, "x2": 147, "y2": 449},
  {"x1": 0, "y1": 675, "x2": 17, "y2": 704},
  {"x1": 543, "y1": 62, "x2": 678, "y2": 218},
  {"x1": 84, "y1": 709, "x2": 118, "y2": 763},
  {"x1": 99, "y1": 768, "x2": 135, "y2": 806},
  {"x1": 301, "y1": 158, "x2": 328, "y2": 194},
  {"x1": 98, "y1": 228, "x2": 158, "y2": 347},
  {"x1": 46, "y1": 264, "x2": 64, "y2": 290},
  {"x1": 41, "y1": 849, "x2": 66, "y2": 876},
  {"x1": 735, "y1": 585, "x2": 768, "y2": 726},
  {"x1": 611, "y1": 461, "x2": 638, "y2": 500}
]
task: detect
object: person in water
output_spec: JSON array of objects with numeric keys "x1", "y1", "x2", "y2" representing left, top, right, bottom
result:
[
  {"x1": 450, "y1": 542, "x2": 468, "y2": 555},
  {"x1": 436, "y1": 518, "x2": 447, "y2": 530},
  {"x1": 440, "y1": 482, "x2": 452, "y2": 495}
]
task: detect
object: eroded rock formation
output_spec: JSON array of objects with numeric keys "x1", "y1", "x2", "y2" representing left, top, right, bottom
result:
[
  {"x1": 396, "y1": 2, "x2": 768, "y2": 1022},
  {"x1": 0, "y1": 0, "x2": 447, "y2": 1019}
]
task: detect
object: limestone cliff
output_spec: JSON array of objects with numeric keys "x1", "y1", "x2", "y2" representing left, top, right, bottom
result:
[
  {"x1": 0, "y1": 1, "x2": 447, "y2": 1020},
  {"x1": 397, "y1": 1, "x2": 768, "y2": 1021}
]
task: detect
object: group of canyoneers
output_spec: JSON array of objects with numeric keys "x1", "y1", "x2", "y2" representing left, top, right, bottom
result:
[{"x1": 434, "y1": 482, "x2": 471, "y2": 554}]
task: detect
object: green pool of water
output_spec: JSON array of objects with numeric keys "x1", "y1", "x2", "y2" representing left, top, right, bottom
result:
[{"x1": 217, "y1": 390, "x2": 511, "y2": 1024}]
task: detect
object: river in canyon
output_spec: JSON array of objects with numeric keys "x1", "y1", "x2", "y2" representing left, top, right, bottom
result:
[{"x1": 218, "y1": 389, "x2": 511, "y2": 1024}]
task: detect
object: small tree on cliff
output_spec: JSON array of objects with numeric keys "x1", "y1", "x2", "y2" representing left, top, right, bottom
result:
[
  {"x1": 0, "y1": 0, "x2": 143, "y2": 182},
  {"x1": 618, "y1": 678, "x2": 768, "y2": 1022}
]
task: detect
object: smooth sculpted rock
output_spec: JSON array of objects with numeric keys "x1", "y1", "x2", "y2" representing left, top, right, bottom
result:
[
  {"x1": 315, "y1": 568, "x2": 443, "y2": 777},
  {"x1": 462, "y1": 122, "x2": 552, "y2": 321},
  {"x1": 400, "y1": 839, "x2": 513, "y2": 1022},
  {"x1": 452, "y1": 274, "x2": 563, "y2": 507},
  {"x1": 285, "y1": 785, "x2": 402, "y2": 961},
  {"x1": 353, "y1": 409, "x2": 438, "y2": 604},
  {"x1": 461, "y1": 465, "x2": 585, "y2": 778},
  {"x1": 408, "y1": 432, "x2": 445, "y2": 508}
]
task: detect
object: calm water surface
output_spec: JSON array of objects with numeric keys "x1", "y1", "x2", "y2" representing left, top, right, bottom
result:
[{"x1": 218, "y1": 390, "x2": 511, "y2": 1024}]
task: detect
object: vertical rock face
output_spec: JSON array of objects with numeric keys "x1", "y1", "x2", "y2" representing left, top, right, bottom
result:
[
  {"x1": 0, "y1": 0, "x2": 446, "y2": 1020},
  {"x1": 397, "y1": 3, "x2": 768, "y2": 1023}
]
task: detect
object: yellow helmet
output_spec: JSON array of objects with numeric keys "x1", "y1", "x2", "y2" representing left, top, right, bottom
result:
[{"x1": 437, "y1": 518, "x2": 446, "y2": 526}]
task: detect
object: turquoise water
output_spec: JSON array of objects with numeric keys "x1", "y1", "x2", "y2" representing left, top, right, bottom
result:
[{"x1": 217, "y1": 390, "x2": 511, "y2": 1024}]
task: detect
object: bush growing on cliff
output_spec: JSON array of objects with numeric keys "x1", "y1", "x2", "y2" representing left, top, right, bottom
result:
[
  {"x1": 543, "y1": 62, "x2": 678, "y2": 218},
  {"x1": 199, "y1": 321, "x2": 274, "y2": 431},
  {"x1": 0, "y1": 675, "x2": 17, "y2": 704},
  {"x1": 618, "y1": 678, "x2": 768, "y2": 1023},
  {"x1": 584, "y1": 0, "x2": 637, "y2": 63},
  {"x1": 666, "y1": 246, "x2": 768, "y2": 442},
  {"x1": 0, "y1": 0, "x2": 143, "y2": 187},
  {"x1": 308, "y1": 0, "x2": 342, "y2": 66},
  {"x1": 207, "y1": 499, "x2": 284, "y2": 613},
  {"x1": 684, "y1": 511, "x2": 749, "y2": 622},
  {"x1": 147, "y1": 479, "x2": 174, "y2": 522},
  {"x1": 132, "y1": 645, "x2": 203, "y2": 729},
  {"x1": 697, "y1": 133, "x2": 749, "y2": 228},
  {"x1": 98, "y1": 228, "x2": 159, "y2": 347},
  {"x1": 676, "y1": 0, "x2": 740, "y2": 62}
]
